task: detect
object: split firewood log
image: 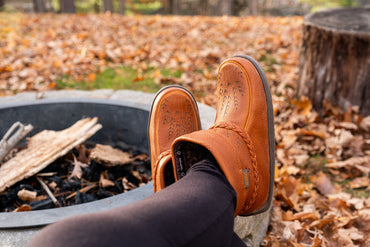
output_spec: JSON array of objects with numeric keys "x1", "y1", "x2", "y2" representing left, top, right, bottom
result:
[{"x1": 0, "y1": 118, "x2": 102, "y2": 193}]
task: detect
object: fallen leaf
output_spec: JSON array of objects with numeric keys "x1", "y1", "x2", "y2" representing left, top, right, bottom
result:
[
  {"x1": 17, "y1": 188, "x2": 37, "y2": 201},
  {"x1": 90, "y1": 144, "x2": 133, "y2": 167},
  {"x1": 346, "y1": 198, "x2": 364, "y2": 210},
  {"x1": 348, "y1": 177, "x2": 369, "y2": 189},
  {"x1": 122, "y1": 177, "x2": 136, "y2": 191},
  {"x1": 311, "y1": 171, "x2": 335, "y2": 196},
  {"x1": 337, "y1": 227, "x2": 364, "y2": 241},
  {"x1": 326, "y1": 156, "x2": 370, "y2": 176},
  {"x1": 359, "y1": 116, "x2": 370, "y2": 132},
  {"x1": 99, "y1": 172, "x2": 115, "y2": 188},
  {"x1": 291, "y1": 97, "x2": 312, "y2": 116},
  {"x1": 69, "y1": 154, "x2": 89, "y2": 179},
  {"x1": 13, "y1": 204, "x2": 31, "y2": 212}
]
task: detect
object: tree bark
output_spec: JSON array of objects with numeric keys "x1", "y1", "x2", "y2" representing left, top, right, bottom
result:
[
  {"x1": 45, "y1": 0, "x2": 55, "y2": 12},
  {"x1": 102, "y1": 0, "x2": 113, "y2": 13},
  {"x1": 171, "y1": 0, "x2": 181, "y2": 15},
  {"x1": 199, "y1": 0, "x2": 209, "y2": 15},
  {"x1": 297, "y1": 8, "x2": 370, "y2": 116},
  {"x1": 119, "y1": 0, "x2": 125, "y2": 15},
  {"x1": 33, "y1": 0, "x2": 46, "y2": 12},
  {"x1": 248, "y1": 0, "x2": 258, "y2": 15},
  {"x1": 59, "y1": 0, "x2": 75, "y2": 13},
  {"x1": 0, "y1": 0, "x2": 5, "y2": 9},
  {"x1": 219, "y1": 0, "x2": 232, "y2": 16}
]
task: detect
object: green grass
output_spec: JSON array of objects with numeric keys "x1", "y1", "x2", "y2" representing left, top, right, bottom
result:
[
  {"x1": 50, "y1": 0, "x2": 162, "y2": 14},
  {"x1": 57, "y1": 66, "x2": 182, "y2": 92},
  {"x1": 334, "y1": 178, "x2": 370, "y2": 198},
  {"x1": 299, "y1": 0, "x2": 358, "y2": 12},
  {"x1": 347, "y1": 188, "x2": 370, "y2": 198},
  {"x1": 259, "y1": 54, "x2": 278, "y2": 73},
  {"x1": 131, "y1": 1, "x2": 161, "y2": 14}
]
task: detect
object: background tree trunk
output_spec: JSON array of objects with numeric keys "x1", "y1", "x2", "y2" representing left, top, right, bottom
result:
[
  {"x1": 119, "y1": 0, "x2": 125, "y2": 14},
  {"x1": 171, "y1": 0, "x2": 180, "y2": 15},
  {"x1": 94, "y1": 0, "x2": 100, "y2": 13},
  {"x1": 199, "y1": 0, "x2": 209, "y2": 15},
  {"x1": 102, "y1": 0, "x2": 113, "y2": 13},
  {"x1": 33, "y1": 0, "x2": 46, "y2": 13},
  {"x1": 297, "y1": 8, "x2": 370, "y2": 116},
  {"x1": 0, "y1": 0, "x2": 5, "y2": 9},
  {"x1": 248, "y1": 0, "x2": 258, "y2": 15},
  {"x1": 59, "y1": 0, "x2": 75, "y2": 13},
  {"x1": 219, "y1": 0, "x2": 232, "y2": 16},
  {"x1": 45, "y1": 0, "x2": 55, "y2": 12}
]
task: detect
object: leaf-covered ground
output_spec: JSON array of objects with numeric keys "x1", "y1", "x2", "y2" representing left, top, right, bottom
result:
[{"x1": 1, "y1": 13, "x2": 369, "y2": 246}]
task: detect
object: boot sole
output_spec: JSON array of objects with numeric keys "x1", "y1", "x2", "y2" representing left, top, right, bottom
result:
[{"x1": 233, "y1": 55, "x2": 275, "y2": 216}]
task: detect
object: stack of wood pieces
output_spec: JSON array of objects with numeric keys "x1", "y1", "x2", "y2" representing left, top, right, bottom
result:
[
  {"x1": 0, "y1": 118, "x2": 151, "y2": 213},
  {"x1": 0, "y1": 118, "x2": 102, "y2": 193}
]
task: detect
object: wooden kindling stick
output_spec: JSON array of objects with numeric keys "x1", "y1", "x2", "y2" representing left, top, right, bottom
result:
[
  {"x1": 0, "y1": 122, "x2": 33, "y2": 163},
  {"x1": 37, "y1": 177, "x2": 61, "y2": 207}
]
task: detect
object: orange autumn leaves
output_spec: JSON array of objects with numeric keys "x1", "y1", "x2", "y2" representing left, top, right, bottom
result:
[
  {"x1": 271, "y1": 96, "x2": 369, "y2": 246},
  {"x1": 0, "y1": 13, "x2": 302, "y2": 99}
]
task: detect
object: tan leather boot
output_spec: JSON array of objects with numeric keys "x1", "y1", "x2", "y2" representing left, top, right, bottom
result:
[
  {"x1": 171, "y1": 55, "x2": 275, "y2": 216},
  {"x1": 149, "y1": 85, "x2": 201, "y2": 192}
]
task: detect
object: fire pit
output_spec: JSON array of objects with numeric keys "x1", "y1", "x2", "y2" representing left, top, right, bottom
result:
[
  {"x1": 0, "y1": 90, "x2": 270, "y2": 247},
  {"x1": 0, "y1": 98, "x2": 154, "y2": 228}
]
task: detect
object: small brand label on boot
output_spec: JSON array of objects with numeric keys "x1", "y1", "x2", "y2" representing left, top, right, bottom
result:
[{"x1": 242, "y1": 170, "x2": 249, "y2": 188}]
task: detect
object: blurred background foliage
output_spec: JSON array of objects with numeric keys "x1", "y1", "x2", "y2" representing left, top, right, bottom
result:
[{"x1": 0, "y1": 0, "x2": 368, "y2": 16}]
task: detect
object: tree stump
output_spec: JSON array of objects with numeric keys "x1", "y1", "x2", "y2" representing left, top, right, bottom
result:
[{"x1": 297, "y1": 8, "x2": 370, "y2": 116}]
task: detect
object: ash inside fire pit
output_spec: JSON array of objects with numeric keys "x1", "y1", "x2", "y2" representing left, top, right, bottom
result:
[{"x1": 0, "y1": 142, "x2": 151, "y2": 213}]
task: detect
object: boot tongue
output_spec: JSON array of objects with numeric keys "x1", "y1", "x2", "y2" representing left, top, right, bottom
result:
[{"x1": 173, "y1": 142, "x2": 210, "y2": 179}]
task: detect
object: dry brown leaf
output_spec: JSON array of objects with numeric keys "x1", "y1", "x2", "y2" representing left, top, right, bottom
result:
[
  {"x1": 13, "y1": 204, "x2": 31, "y2": 212},
  {"x1": 346, "y1": 198, "x2": 365, "y2": 210},
  {"x1": 310, "y1": 214, "x2": 336, "y2": 229},
  {"x1": 280, "y1": 165, "x2": 301, "y2": 176},
  {"x1": 359, "y1": 116, "x2": 370, "y2": 132},
  {"x1": 99, "y1": 172, "x2": 115, "y2": 188},
  {"x1": 348, "y1": 177, "x2": 369, "y2": 189},
  {"x1": 311, "y1": 171, "x2": 335, "y2": 196},
  {"x1": 69, "y1": 154, "x2": 89, "y2": 180},
  {"x1": 337, "y1": 227, "x2": 364, "y2": 242},
  {"x1": 326, "y1": 156, "x2": 370, "y2": 176},
  {"x1": 122, "y1": 177, "x2": 136, "y2": 191},
  {"x1": 90, "y1": 144, "x2": 132, "y2": 167},
  {"x1": 133, "y1": 153, "x2": 149, "y2": 161},
  {"x1": 75, "y1": 144, "x2": 90, "y2": 164},
  {"x1": 311, "y1": 234, "x2": 323, "y2": 247},
  {"x1": 297, "y1": 129, "x2": 326, "y2": 139},
  {"x1": 291, "y1": 97, "x2": 312, "y2": 116},
  {"x1": 17, "y1": 188, "x2": 37, "y2": 201}
]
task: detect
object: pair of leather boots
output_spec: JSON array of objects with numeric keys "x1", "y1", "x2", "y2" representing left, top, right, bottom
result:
[{"x1": 148, "y1": 55, "x2": 275, "y2": 216}]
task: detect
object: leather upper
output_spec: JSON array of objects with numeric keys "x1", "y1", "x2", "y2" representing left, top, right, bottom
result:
[
  {"x1": 149, "y1": 86, "x2": 201, "y2": 192},
  {"x1": 172, "y1": 57, "x2": 273, "y2": 216}
]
